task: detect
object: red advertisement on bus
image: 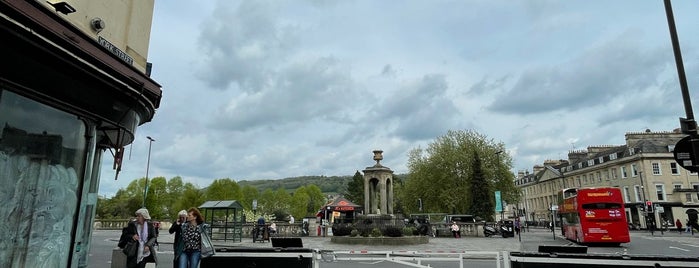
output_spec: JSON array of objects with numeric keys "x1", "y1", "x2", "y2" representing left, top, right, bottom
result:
[{"x1": 557, "y1": 187, "x2": 630, "y2": 245}]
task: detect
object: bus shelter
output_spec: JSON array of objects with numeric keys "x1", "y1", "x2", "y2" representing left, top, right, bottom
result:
[{"x1": 199, "y1": 200, "x2": 244, "y2": 242}]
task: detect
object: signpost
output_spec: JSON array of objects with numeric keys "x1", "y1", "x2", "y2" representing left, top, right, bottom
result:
[{"x1": 550, "y1": 204, "x2": 558, "y2": 240}]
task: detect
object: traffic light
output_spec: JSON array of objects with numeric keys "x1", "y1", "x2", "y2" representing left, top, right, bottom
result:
[{"x1": 646, "y1": 201, "x2": 653, "y2": 213}]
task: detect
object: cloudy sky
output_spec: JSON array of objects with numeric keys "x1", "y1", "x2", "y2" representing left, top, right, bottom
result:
[{"x1": 99, "y1": 0, "x2": 699, "y2": 197}]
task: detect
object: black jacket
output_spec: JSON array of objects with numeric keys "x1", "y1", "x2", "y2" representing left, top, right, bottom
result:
[{"x1": 118, "y1": 220, "x2": 158, "y2": 267}]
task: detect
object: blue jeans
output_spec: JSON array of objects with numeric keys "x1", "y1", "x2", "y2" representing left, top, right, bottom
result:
[{"x1": 178, "y1": 250, "x2": 200, "y2": 268}]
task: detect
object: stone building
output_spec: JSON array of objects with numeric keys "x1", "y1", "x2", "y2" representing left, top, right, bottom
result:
[
  {"x1": 0, "y1": 1, "x2": 160, "y2": 267},
  {"x1": 516, "y1": 129, "x2": 699, "y2": 229}
]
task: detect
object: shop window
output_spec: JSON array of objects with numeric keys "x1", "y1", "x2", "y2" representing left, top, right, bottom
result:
[{"x1": 0, "y1": 90, "x2": 87, "y2": 267}]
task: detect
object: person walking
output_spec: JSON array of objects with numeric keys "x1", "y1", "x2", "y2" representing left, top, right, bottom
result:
[
  {"x1": 676, "y1": 219, "x2": 683, "y2": 234},
  {"x1": 686, "y1": 219, "x2": 692, "y2": 233},
  {"x1": 450, "y1": 222, "x2": 460, "y2": 238},
  {"x1": 169, "y1": 210, "x2": 187, "y2": 268},
  {"x1": 118, "y1": 208, "x2": 158, "y2": 268},
  {"x1": 176, "y1": 207, "x2": 214, "y2": 268}
]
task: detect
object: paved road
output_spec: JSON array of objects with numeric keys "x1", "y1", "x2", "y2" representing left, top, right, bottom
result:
[{"x1": 89, "y1": 227, "x2": 699, "y2": 267}]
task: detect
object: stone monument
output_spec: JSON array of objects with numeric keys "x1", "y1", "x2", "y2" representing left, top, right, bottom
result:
[{"x1": 363, "y1": 150, "x2": 394, "y2": 215}]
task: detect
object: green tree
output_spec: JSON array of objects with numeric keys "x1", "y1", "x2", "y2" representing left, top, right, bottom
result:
[
  {"x1": 259, "y1": 188, "x2": 290, "y2": 218},
  {"x1": 240, "y1": 185, "x2": 259, "y2": 211},
  {"x1": 204, "y1": 178, "x2": 242, "y2": 201},
  {"x1": 400, "y1": 129, "x2": 518, "y2": 217},
  {"x1": 290, "y1": 186, "x2": 310, "y2": 220},
  {"x1": 305, "y1": 184, "x2": 326, "y2": 217},
  {"x1": 177, "y1": 183, "x2": 205, "y2": 211},
  {"x1": 165, "y1": 176, "x2": 187, "y2": 219},
  {"x1": 469, "y1": 151, "x2": 494, "y2": 221},
  {"x1": 344, "y1": 170, "x2": 364, "y2": 205},
  {"x1": 146, "y1": 176, "x2": 168, "y2": 219}
]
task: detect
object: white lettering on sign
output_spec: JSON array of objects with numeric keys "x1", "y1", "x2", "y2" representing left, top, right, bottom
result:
[{"x1": 97, "y1": 36, "x2": 134, "y2": 65}]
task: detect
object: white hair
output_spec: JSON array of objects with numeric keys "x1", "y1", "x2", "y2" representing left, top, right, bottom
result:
[{"x1": 135, "y1": 208, "x2": 151, "y2": 220}]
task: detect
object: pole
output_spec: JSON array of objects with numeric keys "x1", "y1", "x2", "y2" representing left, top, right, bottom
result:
[
  {"x1": 639, "y1": 171, "x2": 652, "y2": 233},
  {"x1": 142, "y1": 136, "x2": 155, "y2": 208},
  {"x1": 551, "y1": 204, "x2": 556, "y2": 240}
]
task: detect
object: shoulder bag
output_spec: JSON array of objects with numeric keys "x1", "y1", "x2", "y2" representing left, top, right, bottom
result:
[
  {"x1": 199, "y1": 224, "x2": 215, "y2": 258},
  {"x1": 122, "y1": 240, "x2": 138, "y2": 257}
]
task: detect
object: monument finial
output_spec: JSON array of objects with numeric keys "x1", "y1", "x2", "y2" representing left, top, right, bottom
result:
[{"x1": 373, "y1": 150, "x2": 383, "y2": 165}]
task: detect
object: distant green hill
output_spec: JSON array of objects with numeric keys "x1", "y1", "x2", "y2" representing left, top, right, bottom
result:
[{"x1": 238, "y1": 175, "x2": 352, "y2": 196}]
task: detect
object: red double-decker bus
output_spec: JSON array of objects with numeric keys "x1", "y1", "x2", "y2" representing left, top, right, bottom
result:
[{"x1": 557, "y1": 187, "x2": 630, "y2": 245}]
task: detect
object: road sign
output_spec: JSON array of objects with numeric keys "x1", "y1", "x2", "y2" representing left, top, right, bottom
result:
[
  {"x1": 673, "y1": 136, "x2": 699, "y2": 172},
  {"x1": 656, "y1": 206, "x2": 665, "y2": 213}
]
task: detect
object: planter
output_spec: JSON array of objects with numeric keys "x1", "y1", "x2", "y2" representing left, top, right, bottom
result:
[{"x1": 330, "y1": 236, "x2": 429, "y2": 246}]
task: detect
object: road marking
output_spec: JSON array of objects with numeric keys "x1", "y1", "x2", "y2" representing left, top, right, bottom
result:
[
  {"x1": 669, "y1": 246, "x2": 690, "y2": 252},
  {"x1": 682, "y1": 244, "x2": 699, "y2": 248},
  {"x1": 359, "y1": 261, "x2": 384, "y2": 264}
]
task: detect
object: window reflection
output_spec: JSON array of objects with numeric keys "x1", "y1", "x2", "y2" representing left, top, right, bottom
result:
[{"x1": 0, "y1": 90, "x2": 86, "y2": 267}]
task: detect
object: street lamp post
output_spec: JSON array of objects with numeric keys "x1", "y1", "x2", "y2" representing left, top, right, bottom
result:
[{"x1": 142, "y1": 136, "x2": 155, "y2": 208}]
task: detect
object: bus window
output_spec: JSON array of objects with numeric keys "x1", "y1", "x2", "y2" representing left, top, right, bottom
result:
[{"x1": 581, "y1": 203, "x2": 622, "y2": 209}]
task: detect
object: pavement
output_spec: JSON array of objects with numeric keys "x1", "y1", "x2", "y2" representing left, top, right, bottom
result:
[{"x1": 151, "y1": 227, "x2": 569, "y2": 254}]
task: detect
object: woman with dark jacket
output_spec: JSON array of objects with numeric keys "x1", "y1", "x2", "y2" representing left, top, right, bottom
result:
[
  {"x1": 169, "y1": 210, "x2": 187, "y2": 268},
  {"x1": 118, "y1": 208, "x2": 158, "y2": 268}
]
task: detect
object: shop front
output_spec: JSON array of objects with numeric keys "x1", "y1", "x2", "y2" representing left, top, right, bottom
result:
[{"x1": 0, "y1": 1, "x2": 161, "y2": 267}]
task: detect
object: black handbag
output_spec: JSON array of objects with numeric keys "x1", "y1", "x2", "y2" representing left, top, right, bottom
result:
[{"x1": 122, "y1": 241, "x2": 138, "y2": 257}]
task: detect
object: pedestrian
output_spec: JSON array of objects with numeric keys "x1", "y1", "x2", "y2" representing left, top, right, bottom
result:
[
  {"x1": 450, "y1": 222, "x2": 460, "y2": 238},
  {"x1": 169, "y1": 210, "x2": 187, "y2": 268},
  {"x1": 118, "y1": 208, "x2": 158, "y2": 268},
  {"x1": 269, "y1": 222, "x2": 277, "y2": 237},
  {"x1": 686, "y1": 219, "x2": 691, "y2": 233},
  {"x1": 289, "y1": 215, "x2": 295, "y2": 224},
  {"x1": 514, "y1": 219, "x2": 521, "y2": 235},
  {"x1": 176, "y1": 207, "x2": 215, "y2": 268},
  {"x1": 676, "y1": 219, "x2": 683, "y2": 233}
]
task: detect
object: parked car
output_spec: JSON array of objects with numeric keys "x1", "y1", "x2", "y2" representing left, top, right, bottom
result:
[{"x1": 433, "y1": 214, "x2": 476, "y2": 237}]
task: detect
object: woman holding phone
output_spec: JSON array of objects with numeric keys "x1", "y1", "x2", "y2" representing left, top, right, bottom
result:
[{"x1": 168, "y1": 210, "x2": 187, "y2": 268}]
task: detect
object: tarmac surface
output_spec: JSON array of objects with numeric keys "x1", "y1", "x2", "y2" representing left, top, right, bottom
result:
[{"x1": 152, "y1": 227, "x2": 566, "y2": 253}]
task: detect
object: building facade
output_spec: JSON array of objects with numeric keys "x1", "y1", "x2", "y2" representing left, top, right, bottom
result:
[
  {"x1": 516, "y1": 130, "x2": 699, "y2": 229},
  {"x1": 0, "y1": 0, "x2": 160, "y2": 267}
]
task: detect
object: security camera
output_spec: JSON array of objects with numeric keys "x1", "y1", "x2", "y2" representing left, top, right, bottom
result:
[{"x1": 91, "y1": 18, "x2": 105, "y2": 32}]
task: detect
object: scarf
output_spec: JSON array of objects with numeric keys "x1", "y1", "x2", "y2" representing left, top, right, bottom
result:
[{"x1": 137, "y1": 222, "x2": 150, "y2": 263}]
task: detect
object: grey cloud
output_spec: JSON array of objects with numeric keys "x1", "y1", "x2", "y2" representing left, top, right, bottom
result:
[
  {"x1": 196, "y1": 0, "x2": 298, "y2": 91},
  {"x1": 467, "y1": 75, "x2": 510, "y2": 96},
  {"x1": 488, "y1": 33, "x2": 670, "y2": 114},
  {"x1": 381, "y1": 64, "x2": 396, "y2": 77},
  {"x1": 376, "y1": 74, "x2": 460, "y2": 141},
  {"x1": 209, "y1": 57, "x2": 358, "y2": 131}
]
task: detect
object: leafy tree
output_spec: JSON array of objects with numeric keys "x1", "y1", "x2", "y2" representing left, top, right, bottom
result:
[
  {"x1": 165, "y1": 176, "x2": 187, "y2": 219},
  {"x1": 240, "y1": 185, "x2": 259, "y2": 211},
  {"x1": 400, "y1": 129, "x2": 518, "y2": 217},
  {"x1": 469, "y1": 151, "x2": 494, "y2": 221},
  {"x1": 176, "y1": 183, "x2": 205, "y2": 211},
  {"x1": 259, "y1": 188, "x2": 290, "y2": 218},
  {"x1": 145, "y1": 176, "x2": 168, "y2": 219},
  {"x1": 204, "y1": 178, "x2": 242, "y2": 201},
  {"x1": 290, "y1": 186, "x2": 309, "y2": 220},
  {"x1": 344, "y1": 170, "x2": 364, "y2": 205},
  {"x1": 305, "y1": 184, "x2": 326, "y2": 217}
]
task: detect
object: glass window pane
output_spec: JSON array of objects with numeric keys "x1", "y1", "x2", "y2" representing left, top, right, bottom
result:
[{"x1": 0, "y1": 90, "x2": 86, "y2": 267}]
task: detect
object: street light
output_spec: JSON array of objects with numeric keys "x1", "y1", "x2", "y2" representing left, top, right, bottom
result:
[{"x1": 142, "y1": 136, "x2": 155, "y2": 208}]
